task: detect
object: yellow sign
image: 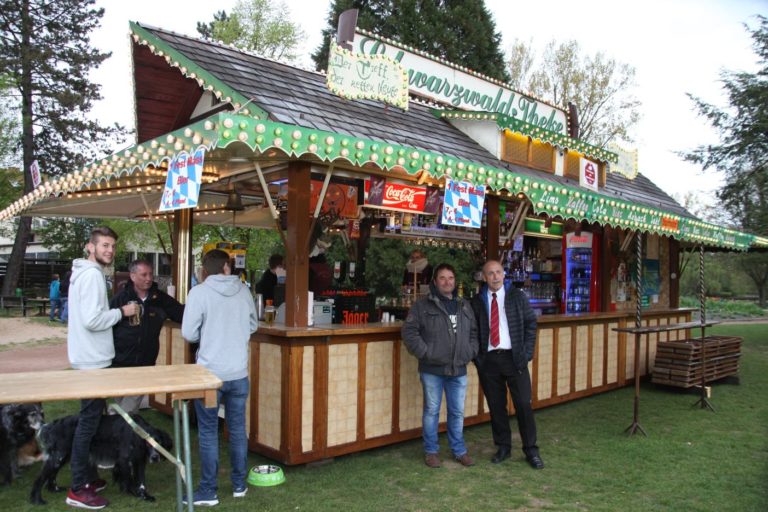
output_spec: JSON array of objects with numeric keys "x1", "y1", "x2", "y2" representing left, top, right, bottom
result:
[
  {"x1": 326, "y1": 44, "x2": 409, "y2": 111},
  {"x1": 607, "y1": 143, "x2": 638, "y2": 179}
]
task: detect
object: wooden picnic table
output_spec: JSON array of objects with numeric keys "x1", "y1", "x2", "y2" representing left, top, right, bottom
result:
[{"x1": 0, "y1": 364, "x2": 222, "y2": 512}]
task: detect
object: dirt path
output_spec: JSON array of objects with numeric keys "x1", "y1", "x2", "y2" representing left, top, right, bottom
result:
[{"x1": 0, "y1": 317, "x2": 69, "y2": 373}]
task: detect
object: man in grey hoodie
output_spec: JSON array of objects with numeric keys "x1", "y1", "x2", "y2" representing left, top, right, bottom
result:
[
  {"x1": 182, "y1": 249, "x2": 258, "y2": 507},
  {"x1": 66, "y1": 226, "x2": 139, "y2": 510}
]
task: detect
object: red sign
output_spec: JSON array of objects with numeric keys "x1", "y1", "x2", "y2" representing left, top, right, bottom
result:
[
  {"x1": 364, "y1": 179, "x2": 428, "y2": 213},
  {"x1": 661, "y1": 217, "x2": 679, "y2": 231},
  {"x1": 310, "y1": 180, "x2": 359, "y2": 219}
]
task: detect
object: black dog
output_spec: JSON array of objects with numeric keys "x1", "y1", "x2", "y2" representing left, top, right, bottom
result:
[
  {"x1": 0, "y1": 403, "x2": 44, "y2": 485},
  {"x1": 30, "y1": 413, "x2": 173, "y2": 505}
]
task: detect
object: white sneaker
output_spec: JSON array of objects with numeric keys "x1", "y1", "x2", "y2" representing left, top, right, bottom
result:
[{"x1": 233, "y1": 486, "x2": 247, "y2": 498}]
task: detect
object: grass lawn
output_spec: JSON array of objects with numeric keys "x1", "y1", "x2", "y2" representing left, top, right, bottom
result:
[{"x1": 2, "y1": 323, "x2": 766, "y2": 511}]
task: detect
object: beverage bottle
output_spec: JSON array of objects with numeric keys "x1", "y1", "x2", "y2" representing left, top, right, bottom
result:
[{"x1": 264, "y1": 299, "x2": 276, "y2": 325}]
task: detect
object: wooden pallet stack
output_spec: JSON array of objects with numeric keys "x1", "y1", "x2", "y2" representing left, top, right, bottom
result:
[{"x1": 652, "y1": 336, "x2": 742, "y2": 388}]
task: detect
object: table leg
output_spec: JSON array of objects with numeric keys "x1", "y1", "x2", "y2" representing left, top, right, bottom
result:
[
  {"x1": 174, "y1": 402, "x2": 183, "y2": 512},
  {"x1": 624, "y1": 333, "x2": 647, "y2": 436},
  {"x1": 183, "y1": 400, "x2": 195, "y2": 512}
]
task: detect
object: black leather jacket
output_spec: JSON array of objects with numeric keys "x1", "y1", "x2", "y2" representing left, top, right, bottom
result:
[{"x1": 109, "y1": 281, "x2": 184, "y2": 367}]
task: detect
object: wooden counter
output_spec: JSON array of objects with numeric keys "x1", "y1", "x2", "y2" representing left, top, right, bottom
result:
[{"x1": 155, "y1": 309, "x2": 694, "y2": 465}]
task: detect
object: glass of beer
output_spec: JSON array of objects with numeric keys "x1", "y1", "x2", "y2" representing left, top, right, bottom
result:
[
  {"x1": 264, "y1": 300, "x2": 275, "y2": 325},
  {"x1": 128, "y1": 300, "x2": 142, "y2": 326}
]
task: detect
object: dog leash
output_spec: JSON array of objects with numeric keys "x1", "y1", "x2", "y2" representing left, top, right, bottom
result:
[{"x1": 108, "y1": 403, "x2": 187, "y2": 482}]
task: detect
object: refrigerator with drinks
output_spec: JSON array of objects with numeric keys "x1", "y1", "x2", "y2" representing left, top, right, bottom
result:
[{"x1": 562, "y1": 232, "x2": 600, "y2": 313}]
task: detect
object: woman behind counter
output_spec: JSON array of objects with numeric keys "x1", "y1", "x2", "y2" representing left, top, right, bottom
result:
[{"x1": 403, "y1": 249, "x2": 433, "y2": 288}]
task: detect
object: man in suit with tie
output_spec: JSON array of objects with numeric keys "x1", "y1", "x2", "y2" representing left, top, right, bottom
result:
[{"x1": 471, "y1": 259, "x2": 544, "y2": 469}]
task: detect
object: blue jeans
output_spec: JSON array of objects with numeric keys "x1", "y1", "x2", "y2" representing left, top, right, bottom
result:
[
  {"x1": 420, "y1": 372, "x2": 468, "y2": 456},
  {"x1": 194, "y1": 377, "x2": 249, "y2": 495},
  {"x1": 49, "y1": 298, "x2": 61, "y2": 320},
  {"x1": 60, "y1": 298, "x2": 68, "y2": 323}
]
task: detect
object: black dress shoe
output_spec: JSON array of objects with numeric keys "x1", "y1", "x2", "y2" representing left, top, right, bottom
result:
[
  {"x1": 526, "y1": 454, "x2": 544, "y2": 469},
  {"x1": 491, "y1": 448, "x2": 511, "y2": 464}
]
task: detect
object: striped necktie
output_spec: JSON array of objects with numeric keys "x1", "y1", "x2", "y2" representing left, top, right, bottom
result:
[{"x1": 491, "y1": 292, "x2": 500, "y2": 348}]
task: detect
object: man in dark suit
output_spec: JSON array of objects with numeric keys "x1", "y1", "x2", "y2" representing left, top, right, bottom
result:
[{"x1": 471, "y1": 259, "x2": 543, "y2": 469}]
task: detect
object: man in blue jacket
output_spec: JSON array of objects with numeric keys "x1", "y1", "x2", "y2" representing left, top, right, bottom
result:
[
  {"x1": 182, "y1": 249, "x2": 258, "y2": 506},
  {"x1": 471, "y1": 259, "x2": 543, "y2": 469},
  {"x1": 402, "y1": 263, "x2": 479, "y2": 469}
]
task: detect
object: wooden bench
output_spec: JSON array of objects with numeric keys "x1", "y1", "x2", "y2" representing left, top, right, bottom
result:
[{"x1": 0, "y1": 296, "x2": 47, "y2": 316}]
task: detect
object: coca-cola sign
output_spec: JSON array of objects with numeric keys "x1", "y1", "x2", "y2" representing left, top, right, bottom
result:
[{"x1": 364, "y1": 178, "x2": 429, "y2": 213}]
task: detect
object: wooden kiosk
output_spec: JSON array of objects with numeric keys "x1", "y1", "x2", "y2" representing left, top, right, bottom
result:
[{"x1": 1, "y1": 22, "x2": 765, "y2": 465}]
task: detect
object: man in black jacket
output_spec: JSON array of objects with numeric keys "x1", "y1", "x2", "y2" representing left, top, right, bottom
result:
[
  {"x1": 110, "y1": 259, "x2": 184, "y2": 412},
  {"x1": 471, "y1": 259, "x2": 543, "y2": 469},
  {"x1": 402, "y1": 263, "x2": 479, "y2": 469}
]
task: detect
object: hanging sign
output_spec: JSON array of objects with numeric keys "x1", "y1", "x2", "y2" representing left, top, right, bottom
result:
[
  {"x1": 29, "y1": 160, "x2": 41, "y2": 189},
  {"x1": 364, "y1": 177, "x2": 430, "y2": 213},
  {"x1": 159, "y1": 148, "x2": 205, "y2": 212},
  {"x1": 441, "y1": 178, "x2": 486, "y2": 229},
  {"x1": 326, "y1": 43, "x2": 409, "y2": 110},
  {"x1": 607, "y1": 143, "x2": 638, "y2": 179},
  {"x1": 580, "y1": 157, "x2": 599, "y2": 192}
]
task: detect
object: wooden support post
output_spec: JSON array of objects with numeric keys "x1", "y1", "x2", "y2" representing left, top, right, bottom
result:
[
  {"x1": 484, "y1": 194, "x2": 500, "y2": 261},
  {"x1": 285, "y1": 161, "x2": 311, "y2": 327}
]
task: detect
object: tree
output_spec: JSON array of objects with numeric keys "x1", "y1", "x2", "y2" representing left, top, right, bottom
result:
[
  {"x1": 35, "y1": 218, "x2": 98, "y2": 261},
  {"x1": 196, "y1": 0, "x2": 304, "y2": 61},
  {"x1": 507, "y1": 39, "x2": 641, "y2": 146},
  {"x1": 0, "y1": 0, "x2": 126, "y2": 295},
  {"x1": 682, "y1": 15, "x2": 768, "y2": 307},
  {"x1": 311, "y1": 0, "x2": 510, "y2": 82}
]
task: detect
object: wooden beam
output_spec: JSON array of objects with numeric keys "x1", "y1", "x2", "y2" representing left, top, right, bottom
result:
[{"x1": 285, "y1": 161, "x2": 311, "y2": 327}]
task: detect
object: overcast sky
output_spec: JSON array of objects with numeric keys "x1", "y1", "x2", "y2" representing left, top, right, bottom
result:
[{"x1": 90, "y1": 0, "x2": 766, "y2": 202}]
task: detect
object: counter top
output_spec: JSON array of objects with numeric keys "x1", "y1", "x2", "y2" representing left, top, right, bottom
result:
[{"x1": 251, "y1": 309, "x2": 695, "y2": 338}]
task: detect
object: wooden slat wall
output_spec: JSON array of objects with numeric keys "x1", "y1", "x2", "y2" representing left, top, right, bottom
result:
[{"x1": 155, "y1": 310, "x2": 692, "y2": 465}]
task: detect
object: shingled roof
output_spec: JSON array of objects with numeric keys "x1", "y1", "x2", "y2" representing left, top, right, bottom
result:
[{"x1": 138, "y1": 23, "x2": 692, "y2": 220}]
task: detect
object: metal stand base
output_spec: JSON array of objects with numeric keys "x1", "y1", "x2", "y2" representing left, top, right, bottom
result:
[
  {"x1": 692, "y1": 394, "x2": 716, "y2": 412},
  {"x1": 624, "y1": 421, "x2": 647, "y2": 436}
]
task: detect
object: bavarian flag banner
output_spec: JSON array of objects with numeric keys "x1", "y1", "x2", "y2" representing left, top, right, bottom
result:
[
  {"x1": 159, "y1": 148, "x2": 205, "y2": 212},
  {"x1": 441, "y1": 178, "x2": 486, "y2": 229}
]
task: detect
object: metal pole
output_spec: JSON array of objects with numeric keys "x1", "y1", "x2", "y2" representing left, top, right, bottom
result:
[
  {"x1": 174, "y1": 401, "x2": 183, "y2": 512},
  {"x1": 183, "y1": 400, "x2": 195, "y2": 512}
]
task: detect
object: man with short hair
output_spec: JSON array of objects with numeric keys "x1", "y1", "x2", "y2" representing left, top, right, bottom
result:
[
  {"x1": 254, "y1": 253, "x2": 283, "y2": 302},
  {"x1": 66, "y1": 226, "x2": 139, "y2": 509},
  {"x1": 182, "y1": 249, "x2": 258, "y2": 506},
  {"x1": 471, "y1": 259, "x2": 543, "y2": 469},
  {"x1": 110, "y1": 259, "x2": 184, "y2": 413},
  {"x1": 402, "y1": 263, "x2": 479, "y2": 469}
]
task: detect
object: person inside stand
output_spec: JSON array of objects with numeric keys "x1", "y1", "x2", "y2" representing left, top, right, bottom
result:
[
  {"x1": 182, "y1": 249, "x2": 258, "y2": 506},
  {"x1": 471, "y1": 259, "x2": 543, "y2": 469},
  {"x1": 109, "y1": 259, "x2": 185, "y2": 413},
  {"x1": 403, "y1": 249, "x2": 432, "y2": 288},
  {"x1": 402, "y1": 263, "x2": 479, "y2": 469},
  {"x1": 49, "y1": 273, "x2": 61, "y2": 321},
  {"x1": 255, "y1": 254, "x2": 284, "y2": 302},
  {"x1": 66, "y1": 226, "x2": 139, "y2": 509}
]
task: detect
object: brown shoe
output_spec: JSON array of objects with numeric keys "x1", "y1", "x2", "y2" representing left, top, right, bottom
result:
[
  {"x1": 424, "y1": 453, "x2": 442, "y2": 468},
  {"x1": 454, "y1": 452, "x2": 475, "y2": 467}
]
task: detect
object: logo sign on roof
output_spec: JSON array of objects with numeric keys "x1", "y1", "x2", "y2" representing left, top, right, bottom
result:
[
  {"x1": 607, "y1": 143, "x2": 638, "y2": 179},
  {"x1": 327, "y1": 43, "x2": 409, "y2": 110},
  {"x1": 352, "y1": 30, "x2": 567, "y2": 135},
  {"x1": 441, "y1": 178, "x2": 486, "y2": 229},
  {"x1": 159, "y1": 148, "x2": 205, "y2": 212},
  {"x1": 580, "y1": 157, "x2": 599, "y2": 192}
]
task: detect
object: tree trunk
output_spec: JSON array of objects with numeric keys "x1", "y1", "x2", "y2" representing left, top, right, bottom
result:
[{"x1": 3, "y1": 0, "x2": 34, "y2": 296}]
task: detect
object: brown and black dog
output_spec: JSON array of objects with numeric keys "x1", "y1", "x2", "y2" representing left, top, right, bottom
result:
[{"x1": 0, "y1": 403, "x2": 44, "y2": 485}]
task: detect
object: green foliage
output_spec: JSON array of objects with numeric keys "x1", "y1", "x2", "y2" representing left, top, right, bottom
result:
[
  {"x1": 192, "y1": 224, "x2": 283, "y2": 277},
  {"x1": 196, "y1": 0, "x2": 304, "y2": 61},
  {"x1": 679, "y1": 250, "x2": 753, "y2": 298},
  {"x1": 312, "y1": 0, "x2": 510, "y2": 82},
  {"x1": 0, "y1": 0, "x2": 127, "y2": 179},
  {"x1": 682, "y1": 16, "x2": 768, "y2": 305},
  {"x1": 34, "y1": 218, "x2": 99, "y2": 261},
  {"x1": 507, "y1": 39, "x2": 641, "y2": 146},
  {"x1": 680, "y1": 295, "x2": 766, "y2": 319}
]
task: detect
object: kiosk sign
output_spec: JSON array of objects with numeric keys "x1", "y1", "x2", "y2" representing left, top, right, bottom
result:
[
  {"x1": 327, "y1": 44, "x2": 409, "y2": 110},
  {"x1": 441, "y1": 178, "x2": 486, "y2": 229},
  {"x1": 159, "y1": 148, "x2": 205, "y2": 212},
  {"x1": 580, "y1": 157, "x2": 599, "y2": 192}
]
